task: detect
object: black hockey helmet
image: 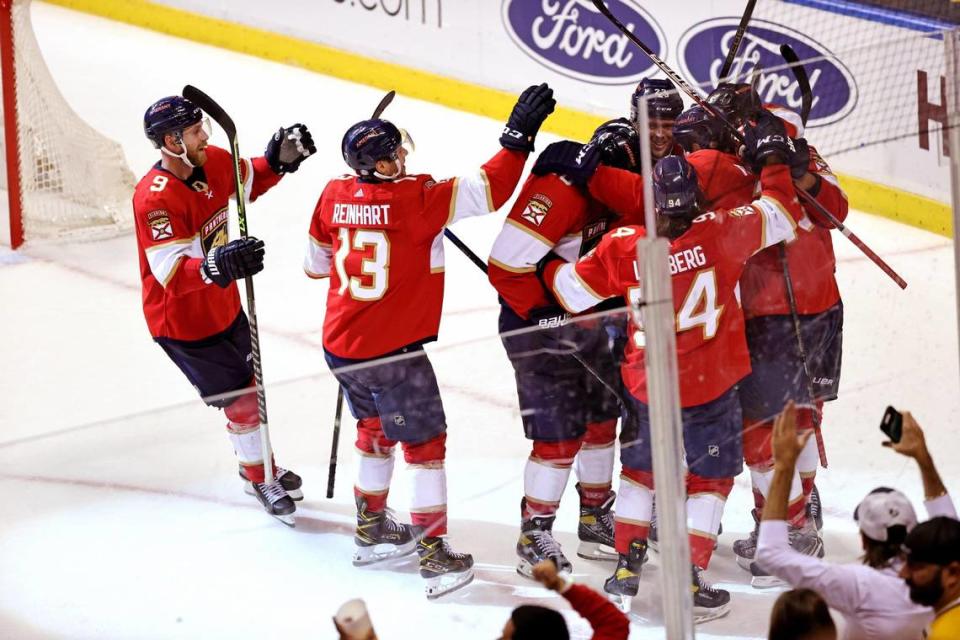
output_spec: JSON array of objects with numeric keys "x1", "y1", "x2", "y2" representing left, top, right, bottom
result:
[
  {"x1": 672, "y1": 105, "x2": 728, "y2": 153},
  {"x1": 630, "y1": 78, "x2": 684, "y2": 126},
  {"x1": 341, "y1": 118, "x2": 404, "y2": 177},
  {"x1": 143, "y1": 96, "x2": 203, "y2": 148},
  {"x1": 591, "y1": 118, "x2": 642, "y2": 172},
  {"x1": 706, "y1": 82, "x2": 762, "y2": 128},
  {"x1": 653, "y1": 155, "x2": 703, "y2": 219}
]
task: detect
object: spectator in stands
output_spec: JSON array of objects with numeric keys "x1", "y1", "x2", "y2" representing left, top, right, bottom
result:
[
  {"x1": 900, "y1": 516, "x2": 960, "y2": 640},
  {"x1": 768, "y1": 588, "x2": 837, "y2": 640},
  {"x1": 499, "y1": 560, "x2": 629, "y2": 640},
  {"x1": 755, "y1": 402, "x2": 956, "y2": 639}
]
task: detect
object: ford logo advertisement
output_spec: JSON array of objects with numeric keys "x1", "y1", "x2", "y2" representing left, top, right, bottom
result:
[
  {"x1": 679, "y1": 18, "x2": 858, "y2": 127},
  {"x1": 502, "y1": 0, "x2": 666, "y2": 85}
]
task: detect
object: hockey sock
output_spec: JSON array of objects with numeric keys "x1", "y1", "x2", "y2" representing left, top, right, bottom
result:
[
  {"x1": 575, "y1": 419, "x2": 616, "y2": 507},
  {"x1": 225, "y1": 391, "x2": 265, "y2": 480},
  {"x1": 403, "y1": 434, "x2": 448, "y2": 537},
  {"x1": 796, "y1": 408, "x2": 820, "y2": 501},
  {"x1": 355, "y1": 417, "x2": 398, "y2": 513},
  {"x1": 523, "y1": 438, "x2": 580, "y2": 518},
  {"x1": 614, "y1": 468, "x2": 654, "y2": 554},
  {"x1": 687, "y1": 474, "x2": 732, "y2": 569}
]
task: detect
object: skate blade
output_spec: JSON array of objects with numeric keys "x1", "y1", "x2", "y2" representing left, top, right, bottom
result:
[
  {"x1": 606, "y1": 592, "x2": 632, "y2": 614},
  {"x1": 577, "y1": 540, "x2": 618, "y2": 562},
  {"x1": 516, "y1": 558, "x2": 572, "y2": 580},
  {"x1": 424, "y1": 569, "x2": 475, "y2": 600},
  {"x1": 694, "y1": 602, "x2": 731, "y2": 624},
  {"x1": 244, "y1": 482, "x2": 303, "y2": 502},
  {"x1": 750, "y1": 574, "x2": 788, "y2": 589},
  {"x1": 353, "y1": 540, "x2": 417, "y2": 567},
  {"x1": 273, "y1": 513, "x2": 295, "y2": 527}
]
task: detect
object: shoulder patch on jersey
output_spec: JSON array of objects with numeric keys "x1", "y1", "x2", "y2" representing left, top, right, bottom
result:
[
  {"x1": 147, "y1": 210, "x2": 173, "y2": 240},
  {"x1": 726, "y1": 205, "x2": 756, "y2": 219},
  {"x1": 520, "y1": 193, "x2": 553, "y2": 226}
]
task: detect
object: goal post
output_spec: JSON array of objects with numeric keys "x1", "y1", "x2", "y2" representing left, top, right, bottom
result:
[{"x1": 0, "y1": 0, "x2": 135, "y2": 249}]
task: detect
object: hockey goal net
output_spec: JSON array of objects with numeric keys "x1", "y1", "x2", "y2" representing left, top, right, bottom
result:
[{"x1": 0, "y1": 0, "x2": 134, "y2": 248}]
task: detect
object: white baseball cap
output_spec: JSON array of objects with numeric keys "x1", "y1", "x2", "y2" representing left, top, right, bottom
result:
[{"x1": 854, "y1": 487, "x2": 918, "y2": 542}]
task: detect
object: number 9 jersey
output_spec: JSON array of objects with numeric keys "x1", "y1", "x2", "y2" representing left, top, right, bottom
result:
[{"x1": 305, "y1": 148, "x2": 528, "y2": 360}]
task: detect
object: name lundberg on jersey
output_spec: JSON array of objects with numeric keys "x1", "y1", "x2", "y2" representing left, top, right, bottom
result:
[
  {"x1": 668, "y1": 246, "x2": 706, "y2": 275},
  {"x1": 331, "y1": 202, "x2": 392, "y2": 226}
]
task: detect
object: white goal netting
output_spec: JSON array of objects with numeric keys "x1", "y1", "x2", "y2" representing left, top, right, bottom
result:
[{"x1": 0, "y1": 0, "x2": 134, "y2": 245}]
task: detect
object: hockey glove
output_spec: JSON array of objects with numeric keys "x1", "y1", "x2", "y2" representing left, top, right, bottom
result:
[
  {"x1": 532, "y1": 138, "x2": 603, "y2": 186},
  {"x1": 265, "y1": 123, "x2": 316, "y2": 175},
  {"x1": 500, "y1": 83, "x2": 556, "y2": 152},
  {"x1": 789, "y1": 137, "x2": 811, "y2": 180},
  {"x1": 743, "y1": 110, "x2": 794, "y2": 169},
  {"x1": 202, "y1": 237, "x2": 265, "y2": 288}
]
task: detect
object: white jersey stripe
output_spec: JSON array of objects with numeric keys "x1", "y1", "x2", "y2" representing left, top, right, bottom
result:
[
  {"x1": 304, "y1": 235, "x2": 333, "y2": 278},
  {"x1": 488, "y1": 221, "x2": 553, "y2": 271},
  {"x1": 145, "y1": 236, "x2": 201, "y2": 286},
  {"x1": 551, "y1": 262, "x2": 606, "y2": 314}
]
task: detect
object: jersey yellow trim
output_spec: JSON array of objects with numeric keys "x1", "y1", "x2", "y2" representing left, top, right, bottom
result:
[
  {"x1": 488, "y1": 256, "x2": 536, "y2": 274},
  {"x1": 54, "y1": 0, "x2": 953, "y2": 238}
]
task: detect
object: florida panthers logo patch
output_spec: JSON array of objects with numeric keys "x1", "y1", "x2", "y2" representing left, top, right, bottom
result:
[
  {"x1": 201, "y1": 207, "x2": 229, "y2": 253},
  {"x1": 147, "y1": 210, "x2": 173, "y2": 241},
  {"x1": 521, "y1": 193, "x2": 553, "y2": 226}
]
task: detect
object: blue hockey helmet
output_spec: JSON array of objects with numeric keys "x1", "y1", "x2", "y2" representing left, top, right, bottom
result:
[
  {"x1": 653, "y1": 155, "x2": 703, "y2": 219},
  {"x1": 143, "y1": 96, "x2": 203, "y2": 148},
  {"x1": 672, "y1": 105, "x2": 728, "y2": 153},
  {"x1": 591, "y1": 118, "x2": 641, "y2": 172},
  {"x1": 341, "y1": 118, "x2": 405, "y2": 176},
  {"x1": 630, "y1": 78, "x2": 684, "y2": 126}
]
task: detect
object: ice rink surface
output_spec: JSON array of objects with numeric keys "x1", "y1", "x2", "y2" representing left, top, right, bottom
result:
[{"x1": 1, "y1": 4, "x2": 958, "y2": 639}]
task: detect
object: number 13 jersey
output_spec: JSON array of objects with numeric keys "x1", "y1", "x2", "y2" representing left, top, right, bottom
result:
[{"x1": 305, "y1": 148, "x2": 528, "y2": 360}]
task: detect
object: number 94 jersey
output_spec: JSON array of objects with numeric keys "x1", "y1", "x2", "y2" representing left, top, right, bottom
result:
[{"x1": 542, "y1": 165, "x2": 805, "y2": 408}]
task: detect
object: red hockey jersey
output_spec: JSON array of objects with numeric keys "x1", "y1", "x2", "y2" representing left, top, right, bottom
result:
[
  {"x1": 306, "y1": 148, "x2": 527, "y2": 359},
  {"x1": 133, "y1": 146, "x2": 281, "y2": 341},
  {"x1": 543, "y1": 165, "x2": 804, "y2": 407},
  {"x1": 487, "y1": 172, "x2": 619, "y2": 319}
]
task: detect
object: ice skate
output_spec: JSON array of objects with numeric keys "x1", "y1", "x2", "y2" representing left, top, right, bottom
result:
[
  {"x1": 249, "y1": 477, "x2": 296, "y2": 526},
  {"x1": 241, "y1": 465, "x2": 303, "y2": 501},
  {"x1": 733, "y1": 508, "x2": 760, "y2": 570},
  {"x1": 576, "y1": 484, "x2": 617, "y2": 562},
  {"x1": 603, "y1": 538, "x2": 647, "y2": 613},
  {"x1": 353, "y1": 497, "x2": 417, "y2": 566},
  {"x1": 516, "y1": 501, "x2": 573, "y2": 578},
  {"x1": 749, "y1": 522, "x2": 823, "y2": 588},
  {"x1": 418, "y1": 536, "x2": 474, "y2": 599},
  {"x1": 692, "y1": 565, "x2": 731, "y2": 623}
]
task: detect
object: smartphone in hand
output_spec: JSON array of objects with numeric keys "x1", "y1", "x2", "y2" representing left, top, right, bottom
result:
[{"x1": 880, "y1": 406, "x2": 903, "y2": 443}]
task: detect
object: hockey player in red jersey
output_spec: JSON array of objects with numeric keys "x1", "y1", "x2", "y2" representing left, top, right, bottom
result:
[
  {"x1": 133, "y1": 95, "x2": 315, "y2": 524},
  {"x1": 487, "y1": 119, "x2": 641, "y2": 576},
  {"x1": 537, "y1": 112, "x2": 805, "y2": 620},
  {"x1": 687, "y1": 84, "x2": 848, "y2": 581},
  {"x1": 304, "y1": 84, "x2": 556, "y2": 599}
]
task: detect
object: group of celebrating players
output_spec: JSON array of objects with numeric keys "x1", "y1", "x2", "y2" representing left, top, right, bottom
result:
[{"x1": 133, "y1": 70, "x2": 846, "y2": 616}]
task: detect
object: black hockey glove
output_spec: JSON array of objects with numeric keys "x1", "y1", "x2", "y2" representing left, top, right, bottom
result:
[
  {"x1": 529, "y1": 304, "x2": 579, "y2": 355},
  {"x1": 789, "y1": 137, "x2": 811, "y2": 180},
  {"x1": 532, "y1": 138, "x2": 603, "y2": 186},
  {"x1": 743, "y1": 110, "x2": 794, "y2": 170},
  {"x1": 202, "y1": 237, "x2": 265, "y2": 288},
  {"x1": 500, "y1": 83, "x2": 556, "y2": 152},
  {"x1": 265, "y1": 123, "x2": 316, "y2": 175}
]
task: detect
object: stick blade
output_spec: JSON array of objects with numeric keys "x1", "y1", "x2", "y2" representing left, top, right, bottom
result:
[
  {"x1": 779, "y1": 44, "x2": 813, "y2": 126},
  {"x1": 371, "y1": 90, "x2": 396, "y2": 119},
  {"x1": 182, "y1": 84, "x2": 237, "y2": 141}
]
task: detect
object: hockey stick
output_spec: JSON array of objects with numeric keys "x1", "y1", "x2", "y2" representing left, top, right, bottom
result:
[
  {"x1": 326, "y1": 385, "x2": 345, "y2": 498},
  {"x1": 372, "y1": 90, "x2": 396, "y2": 119},
  {"x1": 589, "y1": 0, "x2": 907, "y2": 290},
  {"x1": 780, "y1": 44, "x2": 812, "y2": 126},
  {"x1": 182, "y1": 85, "x2": 277, "y2": 488},
  {"x1": 444, "y1": 229, "x2": 488, "y2": 273},
  {"x1": 718, "y1": 0, "x2": 759, "y2": 82}
]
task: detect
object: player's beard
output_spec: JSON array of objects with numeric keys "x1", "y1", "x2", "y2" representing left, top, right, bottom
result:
[{"x1": 188, "y1": 145, "x2": 208, "y2": 167}]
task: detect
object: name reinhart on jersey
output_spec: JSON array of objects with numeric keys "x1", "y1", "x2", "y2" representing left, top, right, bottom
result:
[{"x1": 332, "y1": 202, "x2": 392, "y2": 226}]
